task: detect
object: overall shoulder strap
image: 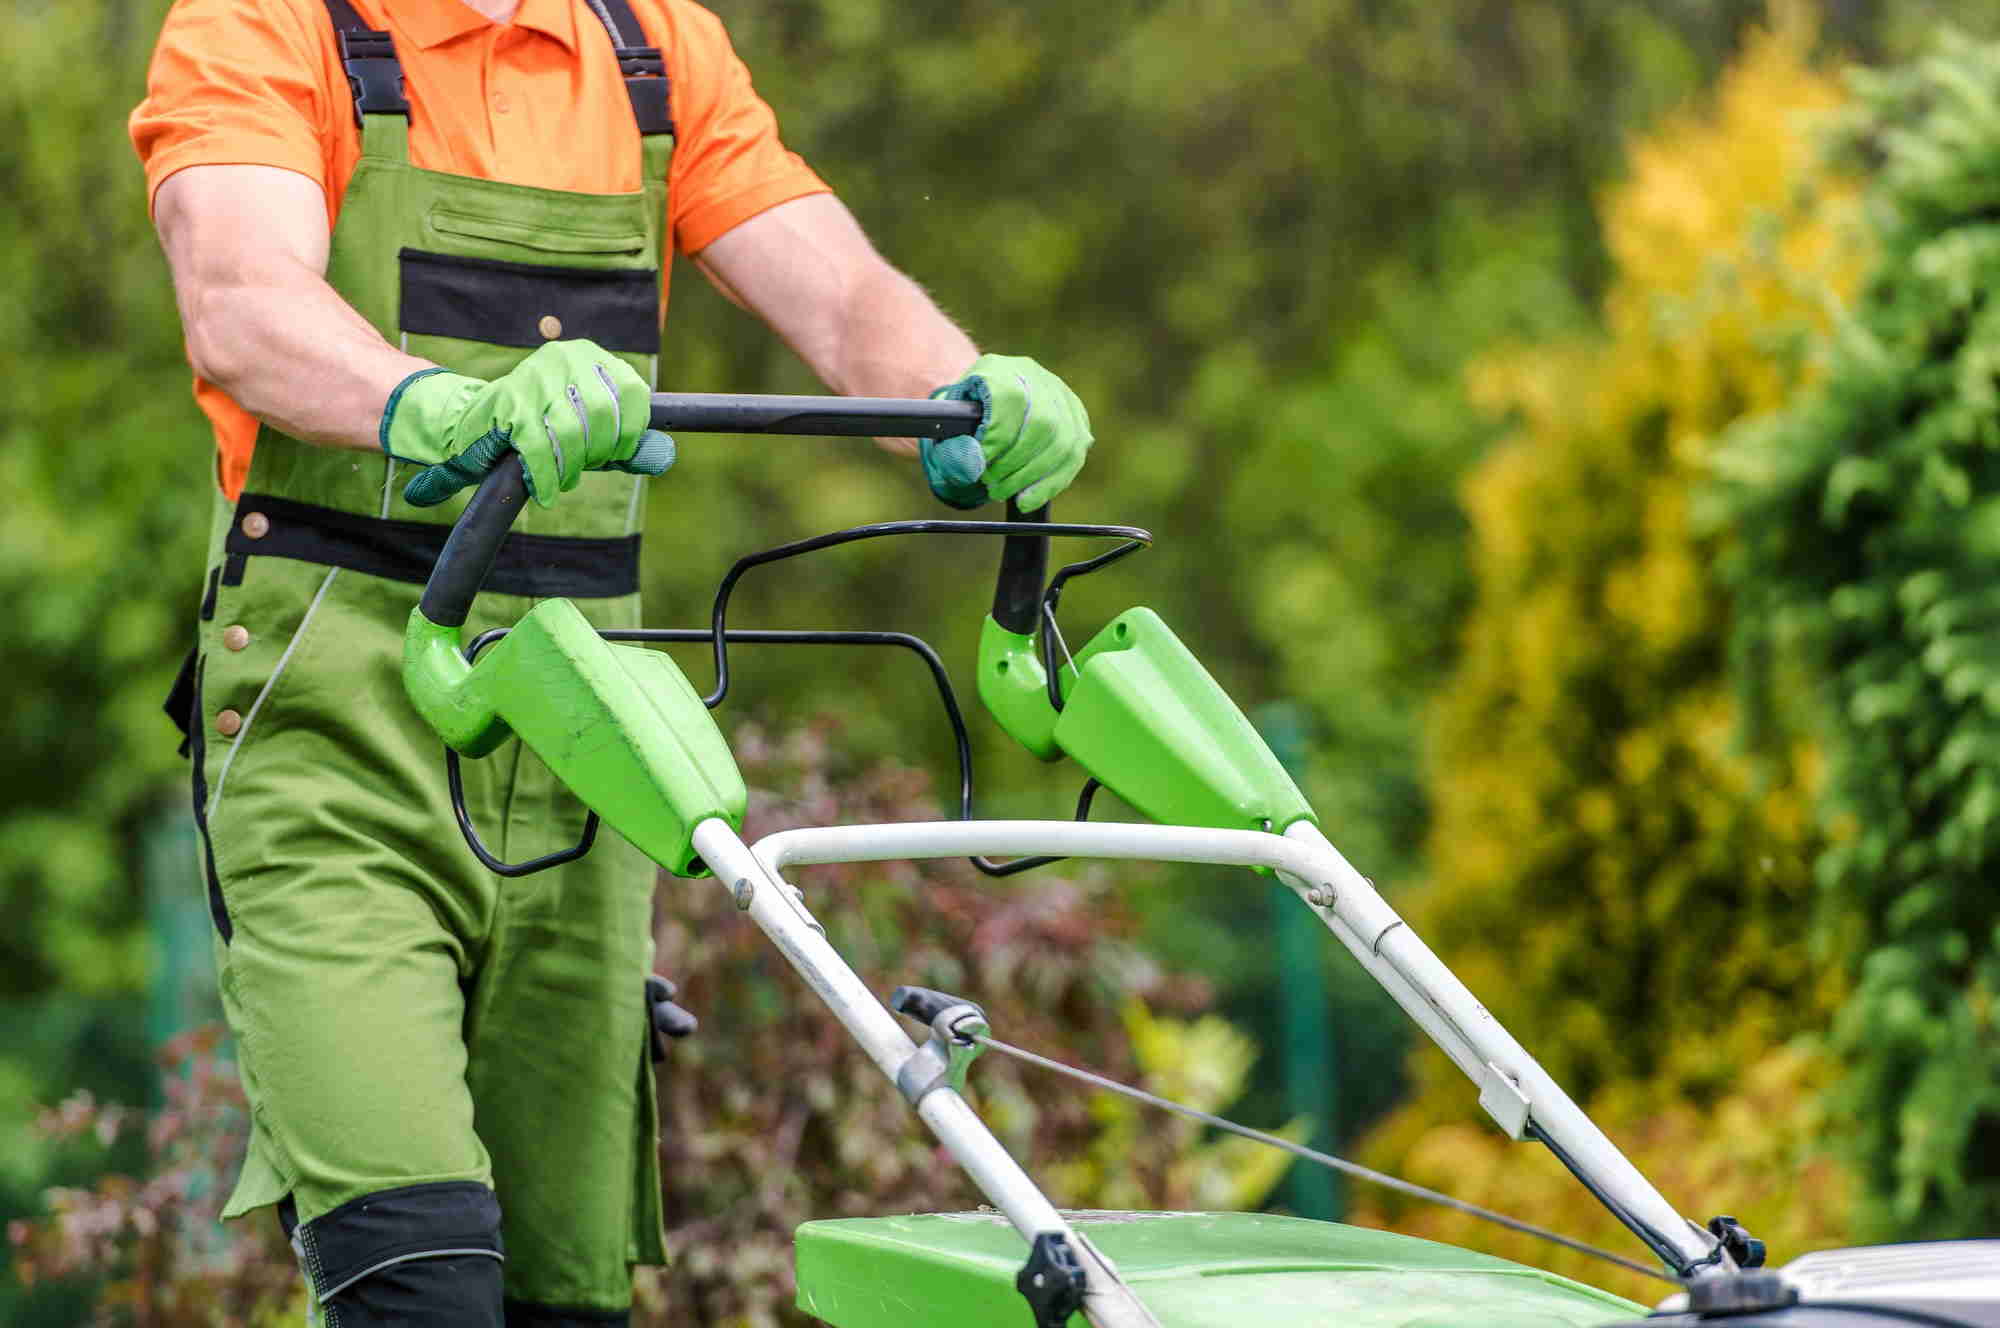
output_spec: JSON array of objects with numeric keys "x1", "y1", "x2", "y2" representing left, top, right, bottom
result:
[
  {"x1": 321, "y1": 0, "x2": 410, "y2": 127},
  {"x1": 576, "y1": 0, "x2": 675, "y2": 137}
]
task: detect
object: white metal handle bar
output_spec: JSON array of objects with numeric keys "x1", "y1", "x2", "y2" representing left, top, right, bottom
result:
[
  {"x1": 751, "y1": 817, "x2": 1725, "y2": 1278},
  {"x1": 687, "y1": 817, "x2": 1164, "y2": 1328}
]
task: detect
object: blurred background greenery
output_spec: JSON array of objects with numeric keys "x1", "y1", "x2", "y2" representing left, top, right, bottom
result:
[{"x1": 7, "y1": 0, "x2": 2000, "y2": 1321}]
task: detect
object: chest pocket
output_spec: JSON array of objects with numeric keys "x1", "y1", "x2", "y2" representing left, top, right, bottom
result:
[
  {"x1": 428, "y1": 207, "x2": 646, "y2": 257},
  {"x1": 398, "y1": 249, "x2": 660, "y2": 356}
]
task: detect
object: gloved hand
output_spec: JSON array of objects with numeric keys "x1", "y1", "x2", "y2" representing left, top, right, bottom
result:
[
  {"x1": 381, "y1": 339, "x2": 677, "y2": 508},
  {"x1": 922, "y1": 354, "x2": 1092, "y2": 512}
]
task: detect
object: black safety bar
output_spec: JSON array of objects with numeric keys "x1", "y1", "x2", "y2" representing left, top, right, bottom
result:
[
  {"x1": 418, "y1": 394, "x2": 987, "y2": 629},
  {"x1": 418, "y1": 390, "x2": 1144, "y2": 882}
]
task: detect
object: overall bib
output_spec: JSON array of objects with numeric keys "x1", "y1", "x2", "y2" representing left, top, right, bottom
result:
[{"x1": 181, "y1": 0, "x2": 675, "y2": 1317}]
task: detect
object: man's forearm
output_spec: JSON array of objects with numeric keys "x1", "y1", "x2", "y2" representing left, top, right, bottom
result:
[
  {"x1": 157, "y1": 165, "x2": 431, "y2": 453},
  {"x1": 812, "y1": 261, "x2": 977, "y2": 399},
  {"x1": 695, "y1": 195, "x2": 977, "y2": 455},
  {"x1": 697, "y1": 194, "x2": 1091, "y2": 510},
  {"x1": 813, "y1": 262, "x2": 978, "y2": 456},
  {"x1": 181, "y1": 262, "x2": 430, "y2": 451}
]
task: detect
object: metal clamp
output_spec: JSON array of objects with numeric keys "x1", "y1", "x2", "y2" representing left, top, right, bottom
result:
[
  {"x1": 1477, "y1": 1060, "x2": 1533, "y2": 1140},
  {"x1": 889, "y1": 985, "x2": 989, "y2": 1106}
]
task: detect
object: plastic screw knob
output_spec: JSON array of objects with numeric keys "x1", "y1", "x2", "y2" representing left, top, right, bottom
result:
[{"x1": 1016, "y1": 1232, "x2": 1087, "y2": 1328}]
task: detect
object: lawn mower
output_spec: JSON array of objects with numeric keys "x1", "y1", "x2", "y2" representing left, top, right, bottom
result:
[{"x1": 402, "y1": 392, "x2": 2000, "y2": 1327}]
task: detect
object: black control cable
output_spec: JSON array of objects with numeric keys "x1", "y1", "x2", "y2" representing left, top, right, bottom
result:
[{"x1": 970, "y1": 1032, "x2": 1683, "y2": 1288}]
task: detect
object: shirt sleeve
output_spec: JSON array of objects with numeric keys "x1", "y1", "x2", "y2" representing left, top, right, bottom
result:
[
  {"x1": 129, "y1": 0, "x2": 335, "y2": 213},
  {"x1": 661, "y1": 1, "x2": 831, "y2": 255}
]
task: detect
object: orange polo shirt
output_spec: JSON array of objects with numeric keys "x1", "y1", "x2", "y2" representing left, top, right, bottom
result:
[{"x1": 131, "y1": 0, "x2": 829, "y2": 498}]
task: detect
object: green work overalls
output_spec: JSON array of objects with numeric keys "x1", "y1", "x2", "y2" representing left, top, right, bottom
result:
[{"x1": 181, "y1": 0, "x2": 674, "y2": 1314}]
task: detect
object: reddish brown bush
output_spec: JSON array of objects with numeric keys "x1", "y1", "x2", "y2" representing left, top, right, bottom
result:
[
  {"x1": 14, "y1": 723, "x2": 1228, "y2": 1325},
  {"x1": 10, "y1": 1027, "x2": 298, "y2": 1326}
]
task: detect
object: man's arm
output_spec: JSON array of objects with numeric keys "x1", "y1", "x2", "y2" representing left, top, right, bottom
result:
[
  {"x1": 694, "y1": 193, "x2": 978, "y2": 458},
  {"x1": 154, "y1": 164, "x2": 432, "y2": 452},
  {"x1": 155, "y1": 162, "x2": 668, "y2": 507}
]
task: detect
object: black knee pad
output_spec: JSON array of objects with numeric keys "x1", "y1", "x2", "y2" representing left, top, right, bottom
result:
[{"x1": 285, "y1": 1181, "x2": 505, "y2": 1326}]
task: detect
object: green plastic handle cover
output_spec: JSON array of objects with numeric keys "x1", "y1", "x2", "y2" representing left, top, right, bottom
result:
[
  {"x1": 404, "y1": 601, "x2": 746, "y2": 877},
  {"x1": 978, "y1": 607, "x2": 1316, "y2": 836}
]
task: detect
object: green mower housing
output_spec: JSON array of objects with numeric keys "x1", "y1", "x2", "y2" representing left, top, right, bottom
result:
[{"x1": 796, "y1": 1211, "x2": 1647, "y2": 1328}]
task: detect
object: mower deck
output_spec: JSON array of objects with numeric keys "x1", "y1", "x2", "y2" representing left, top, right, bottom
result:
[{"x1": 795, "y1": 1210, "x2": 1647, "y2": 1328}]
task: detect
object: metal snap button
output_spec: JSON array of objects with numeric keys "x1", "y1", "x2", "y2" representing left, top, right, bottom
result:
[
  {"x1": 538, "y1": 314, "x2": 563, "y2": 340},
  {"x1": 215, "y1": 708, "x2": 243, "y2": 737},
  {"x1": 241, "y1": 512, "x2": 270, "y2": 539},
  {"x1": 222, "y1": 625, "x2": 251, "y2": 652}
]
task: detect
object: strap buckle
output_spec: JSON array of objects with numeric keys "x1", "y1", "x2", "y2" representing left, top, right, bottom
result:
[
  {"x1": 618, "y1": 46, "x2": 673, "y2": 137},
  {"x1": 336, "y1": 27, "x2": 408, "y2": 124},
  {"x1": 618, "y1": 46, "x2": 665, "y2": 78}
]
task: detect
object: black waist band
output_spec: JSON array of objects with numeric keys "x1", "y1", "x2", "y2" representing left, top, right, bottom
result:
[{"x1": 228, "y1": 492, "x2": 640, "y2": 599}]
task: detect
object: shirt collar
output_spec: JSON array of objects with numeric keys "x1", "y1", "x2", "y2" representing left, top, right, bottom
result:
[
  {"x1": 389, "y1": 0, "x2": 579, "y2": 52},
  {"x1": 511, "y1": 0, "x2": 580, "y2": 53}
]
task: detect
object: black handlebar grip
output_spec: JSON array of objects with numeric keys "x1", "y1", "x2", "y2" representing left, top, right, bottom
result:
[
  {"x1": 418, "y1": 459, "x2": 530, "y2": 628},
  {"x1": 890, "y1": 984, "x2": 981, "y2": 1026},
  {"x1": 648, "y1": 392, "x2": 981, "y2": 438},
  {"x1": 991, "y1": 500, "x2": 1050, "y2": 635}
]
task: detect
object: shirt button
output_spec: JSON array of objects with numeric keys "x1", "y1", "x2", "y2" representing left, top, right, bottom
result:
[
  {"x1": 241, "y1": 511, "x2": 269, "y2": 539},
  {"x1": 215, "y1": 708, "x2": 243, "y2": 737},
  {"x1": 222, "y1": 625, "x2": 251, "y2": 652},
  {"x1": 538, "y1": 314, "x2": 563, "y2": 340},
  {"x1": 492, "y1": 91, "x2": 511, "y2": 114}
]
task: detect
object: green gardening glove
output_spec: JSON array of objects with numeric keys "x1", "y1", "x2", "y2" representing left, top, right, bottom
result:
[
  {"x1": 922, "y1": 354, "x2": 1092, "y2": 512},
  {"x1": 382, "y1": 339, "x2": 677, "y2": 508}
]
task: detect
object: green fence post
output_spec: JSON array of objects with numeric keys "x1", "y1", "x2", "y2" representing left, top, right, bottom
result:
[
  {"x1": 1255, "y1": 704, "x2": 1341, "y2": 1220},
  {"x1": 142, "y1": 803, "x2": 234, "y2": 1263},
  {"x1": 143, "y1": 805, "x2": 224, "y2": 1062}
]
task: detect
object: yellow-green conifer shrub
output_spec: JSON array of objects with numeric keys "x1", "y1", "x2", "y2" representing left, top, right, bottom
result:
[{"x1": 1355, "y1": 10, "x2": 1860, "y2": 1295}]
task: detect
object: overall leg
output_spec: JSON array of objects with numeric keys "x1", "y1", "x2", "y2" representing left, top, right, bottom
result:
[
  {"x1": 211, "y1": 746, "x2": 511, "y2": 1324},
  {"x1": 200, "y1": 565, "x2": 511, "y2": 1325},
  {"x1": 464, "y1": 743, "x2": 666, "y2": 1325}
]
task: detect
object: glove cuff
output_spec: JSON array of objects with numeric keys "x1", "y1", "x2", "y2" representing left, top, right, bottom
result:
[
  {"x1": 919, "y1": 433, "x2": 990, "y2": 510},
  {"x1": 611, "y1": 429, "x2": 678, "y2": 476},
  {"x1": 381, "y1": 368, "x2": 483, "y2": 465},
  {"x1": 930, "y1": 369, "x2": 994, "y2": 444}
]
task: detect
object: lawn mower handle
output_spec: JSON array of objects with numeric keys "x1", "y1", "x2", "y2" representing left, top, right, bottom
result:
[
  {"x1": 416, "y1": 392, "x2": 1048, "y2": 630},
  {"x1": 647, "y1": 392, "x2": 980, "y2": 438}
]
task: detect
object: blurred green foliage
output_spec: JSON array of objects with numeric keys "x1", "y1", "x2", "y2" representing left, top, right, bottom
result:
[
  {"x1": 10, "y1": 0, "x2": 2000, "y2": 1316},
  {"x1": 2, "y1": 5, "x2": 211, "y2": 1319},
  {"x1": 1715, "y1": 28, "x2": 2000, "y2": 1238},
  {"x1": 1357, "y1": 12, "x2": 1865, "y2": 1289},
  {"x1": 713, "y1": 0, "x2": 1927, "y2": 1156}
]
